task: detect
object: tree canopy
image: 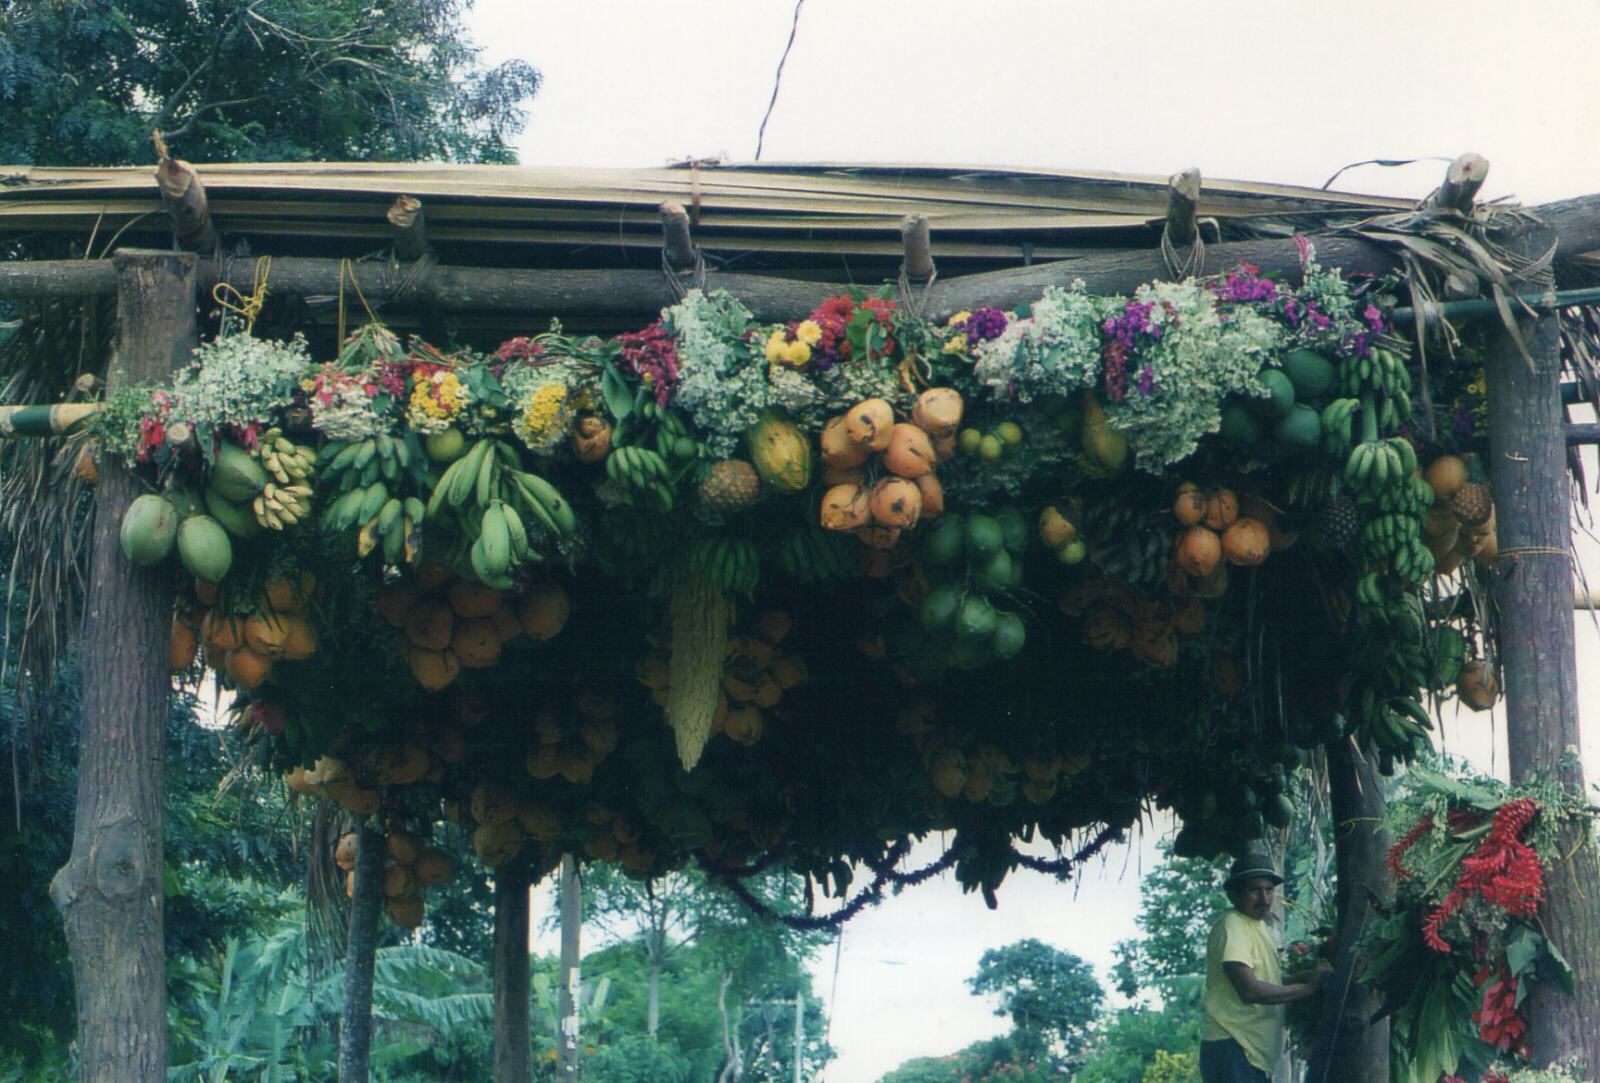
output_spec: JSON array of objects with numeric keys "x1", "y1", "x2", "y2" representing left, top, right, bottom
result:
[
  {"x1": 0, "y1": 0, "x2": 540, "y2": 165},
  {"x1": 968, "y1": 938, "x2": 1103, "y2": 1068}
]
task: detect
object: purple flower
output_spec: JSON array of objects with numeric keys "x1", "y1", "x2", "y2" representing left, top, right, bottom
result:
[
  {"x1": 1363, "y1": 302, "x2": 1387, "y2": 334},
  {"x1": 963, "y1": 307, "x2": 1009, "y2": 345},
  {"x1": 1137, "y1": 363, "x2": 1156, "y2": 396},
  {"x1": 1214, "y1": 265, "x2": 1278, "y2": 304}
]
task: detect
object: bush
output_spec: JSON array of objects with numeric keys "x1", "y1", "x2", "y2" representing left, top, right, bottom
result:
[{"x1": 584, "y1": 1035, "x2": 693, "y2": 1083}]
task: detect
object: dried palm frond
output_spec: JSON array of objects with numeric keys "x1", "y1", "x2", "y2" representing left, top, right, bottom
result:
[{"x1": 0, "y1": 296, "x2": 112, "y2": 797}]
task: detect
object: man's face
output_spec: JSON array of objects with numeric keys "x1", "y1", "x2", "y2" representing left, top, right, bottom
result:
[{"x1": 1229, "y1": 876, "x2": 1277, "y2": 919}]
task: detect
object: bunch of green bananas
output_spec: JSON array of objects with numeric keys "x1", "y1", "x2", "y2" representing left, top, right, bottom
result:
[
  {"x1": 686, "y1": 535, "x2": 760, "y2": 594},
  {"x1": 319, "y1": 433, "x2": 429, "y2": 562},
  {"x1": 1351, "y1": 688, "x2": 1434, "y2": 774},
  {"x1": 253, "y1": 482, "x2": 314, "y2": 530},
  {"x1": 604, "y1": 445, "x2": 676, "y2": 512},
  {"x1": 650, "y1": 404, "x2": 705, "y2": 466},
  {"x1": 425, "y1": 438, "x2": 577, "y2": 587},
  {"x1": 257, "y1": 429, "x2": 316, "y2": 485},
  {"x1": 1318, "y1": 397, "x2": 1361, "y2": 456},
  {"x1": 778, "y1": 525, "x2": 861, "y2": 583},
  {"x1": 1336, "y1": 346, "x2": 1414, "y2": 429}
]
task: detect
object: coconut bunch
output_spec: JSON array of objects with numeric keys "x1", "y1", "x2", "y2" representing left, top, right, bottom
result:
[
  {"x1": 1058, "y1": 573, "x2": 1207, "y2": 669},
  {"x1": 1419, "y1": 455, "x2": 1499, "y2": 575},
  {"x1": 523, "y1": 689, "x2": 622, "y2": 786},
  {"x1": 817, "y1": 388, "x2": 961, "y2": 550},
  {"x1": 635, "y1": 608, "x2": 808, "y2": 750},
  {"x1": 898, "y1": 699, "x2": 1093, "y2": 808},
  {"x1": 333, "y1": 828, "x2": 455, "y2": 930},
  {"x1": 184, "y1": 573, "x2": 320, "y2": 690},
  {"x1": 1170, "y1": 483, "x2": 1283, "y2": 594},
  {"x1": 285, "y1": 755, "x2": 380, "y2": 815},
  {"x1": 375, "y1": 566, "x2": 571, "y2": 691}
]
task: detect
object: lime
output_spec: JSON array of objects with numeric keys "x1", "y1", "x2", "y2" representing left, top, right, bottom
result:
[
  {"x1": 954, "y1": 594, "x2": 999, "y2": 641},
  {"x1": 950, "y1": 635, "x2": 993, "y2": 670},
  {"x1": 921, "y1": 515, "x2": 966, "y2": 566},
  {"x1": 995, "y1": 421, "x2": 1023, "y2": 446},
  {"x1": 673, "y1": 436, "x2": 700, "y2": 460},
  {"x1": 976, "y1": 548, "x2": 1013, "y2": 592},
  {"x1": 957, "y1": 428, "x2": 984, "y2": 455},
  {"x1": 1056, "y1": 538, "x2": 1087, "y2": 564},
  {"x1": 963, "y1": 514, "x2": 1004, "y2": 560},
  {"x1": 424, "y1": 426, "x2": 467, "y2": 463},
  {"x1": 993, "y1": 506, "x2": 1029, "y2": 553},
  {"x1": 919, "y1": 583, "x2": 964, "y2": 633},
  {"x1": 991, "y1": 611, "x2": 1026, "y2": 659},
  {"x1": 978, "y1": 434, "x2": 1005, "y2": 461}
]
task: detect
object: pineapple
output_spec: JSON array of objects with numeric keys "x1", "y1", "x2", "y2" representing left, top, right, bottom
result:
[
  {"x1": 1314, "y1": 495, "x2": 1360, "y2": 551},
  {"x1": 698, "y1": 460, "x2": 761, "y2": 512},
  {"x1": 1450, "y1": 481, "x2": 1492, "y2": 527}
]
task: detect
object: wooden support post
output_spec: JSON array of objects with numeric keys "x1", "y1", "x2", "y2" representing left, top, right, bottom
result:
[
  {"x1": 1309, "y1": 738, "x2": 1391, "y2": 1083},
  {"x1": 555, "y1": 853, "x2": 582, "y2": 1080},
  {"x1": 48, "y1": 248, "x2": 195, "y2": 1083},
  {"x1": 387, "y1": 196, "x2": 429, "y2": 262},
  {"x1": 900, "y1": 214, "x2": 934, "y2": 283},
  {"x1": 1483, "y1": 221, "x2": 1600, "y2": 1074},
  {"x1": 1159, "y1": 168, "x2": 1203, "y2": 280},
  {"x1": 660, "y1": 202, "x2": 697, "y2": 272},
  {"x1": 493, "y1": 858, "x2": 532, "y2": 1083},
  {"x1": 338, "y1": 822, "x2": 383, "y2": 1083},
  {"x1": 1426, "y1": 152, "x2": 1490, "y2": 215},
  {"x1": 153, "y1": 135, "x2": 216, "y2": 253}
]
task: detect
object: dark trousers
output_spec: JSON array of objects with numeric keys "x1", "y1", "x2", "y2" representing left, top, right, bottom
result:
[{"x1": 1200, "y1": 1038, "x2": 1269, "y2": 1083}]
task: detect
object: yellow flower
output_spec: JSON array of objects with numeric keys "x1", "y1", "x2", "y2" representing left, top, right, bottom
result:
[
  {"x1": 795, "y1": 319, "x2": 823, "y2": 347},
  {"x1": 765, "y1": 330, "x2": 788, "y2": 363},
  {"x1": 784, "y1": 340, "x2": 811, "y2": 367},
  {"x1": 946, "y1": 311, "x2": 971, "y2": 327},
  {"x1": 943, "y1": 335, "x2": 968, "y2": 354},
  {"x1": 515, "y1": 382, "x2": 570, "y2": 449}
]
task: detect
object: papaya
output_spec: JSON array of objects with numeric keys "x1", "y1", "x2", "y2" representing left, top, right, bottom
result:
[
  {"x1": 1282, "y1": 349, "x2": 1336, "y2": 399},
  {"x1": 746, "y1": 411, "x2": 813, "y2": 493},
  {"x1": 120, "y1": 494, "x2": 179, "y2": 566},
  {"x1": 177, "y1": 516, "x2": 233, "y2": 582}
]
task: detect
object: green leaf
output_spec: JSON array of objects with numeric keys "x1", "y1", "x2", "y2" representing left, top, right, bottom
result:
[
  {"x1": 1538, "y1": 935, "x2": 1576, "y2": 996},
  {"x1": 1504, "y1": 923, "x2": 1540, "y2": 977},
  {"x1": 601, "y1": 362, "x2": 634, "y2": 422}
]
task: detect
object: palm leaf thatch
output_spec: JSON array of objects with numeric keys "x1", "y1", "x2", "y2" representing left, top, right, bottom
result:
[{"x1": 0, "y1": 295, "x2": 111, "y2": 799}]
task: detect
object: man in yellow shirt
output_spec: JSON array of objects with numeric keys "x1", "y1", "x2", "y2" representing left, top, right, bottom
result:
[{"x1": 1200, "y1": 852, "x2": 1326, "y2": 1083}]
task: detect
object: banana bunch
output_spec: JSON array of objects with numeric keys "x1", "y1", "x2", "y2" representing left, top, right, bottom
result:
[
  {"x1": 1336, "y1": 346, "x2": 1414, "y2": 429},
  {"x1": 319, "y1": 433, "x2": 431, "y2": 561},
  {"x1": 1344, "y1": 432, "x2": 1417, "y2": 499},
  {"x1": 604, "y1": 445, "x2": 676, "y2": 512},
  {"x1": 1353, "y1": 688, "x2": 1433, "y2": 774},
  {"x1": 1318, "y1": 397, "x2": 1361, "y2": 456},
  {"x1": 686, "y1": 535, "x2": 760, "y2": 595},
  {"x1": 257, "y1": 429, "x2": 316, "y2": 486},
  {"x1": 253, "y1": 481, "x2": 314, "y2": 530},
  {"x1": 650, "y1": 404, "x2": 705, "y2": 468},
  {"x1": 354, "y1": 494, "x2": 427, "y2": 564},
  {"x1": 778, "y1": 525, "x2": 861, "y2": 583},
  {"x1": 426, "y1": 439, "x2": 577, "y2": 586}
]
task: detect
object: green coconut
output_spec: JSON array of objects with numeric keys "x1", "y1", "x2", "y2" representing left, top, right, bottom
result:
[
  {"x1": 119, "y1": 494, "x2": 179, "y2": 566},
  {"x1": 176, "y1": 516, "x2": 234, "y2": 582}
]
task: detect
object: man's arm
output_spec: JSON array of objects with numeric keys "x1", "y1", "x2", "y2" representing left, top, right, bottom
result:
[{"x1": 1223, "y1": 962, "x2": 1326, "y2": 1005}]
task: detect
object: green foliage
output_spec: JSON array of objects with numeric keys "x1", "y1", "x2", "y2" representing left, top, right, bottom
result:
[
  {"x1": 1140, "y1": 1048, "x2": 1199, "y2": 1083},
  {"x1": 0, "y1": 0, "x2": 540, "y2": 166},
  {"x1": 583, "y1": 1035, "x2": 694, "y2": 1083},
  {"x1": 1111, "y1": 852, "x2": 1228, "y2": 1002},
  {"x1": 1075, "y1": 1003, "x2": 1203, "y2": 1083},
  {"x1": 968, "y1": 938, "x2": 1103, "y2": 1067}
]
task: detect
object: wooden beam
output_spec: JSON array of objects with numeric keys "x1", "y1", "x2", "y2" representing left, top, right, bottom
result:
[
  {"x1": 1483, "y1": 221, "x2": 1600, "y2": 1072},
  {"x1": 386, "y1": 196, "x2": 429, "y2": 262},
  {"x1": 47, "y1": 248, "x2": 196, "y2": 1083},
  {"x1": 2, "y1": 191, "x2": 1598, "y2": 320}
]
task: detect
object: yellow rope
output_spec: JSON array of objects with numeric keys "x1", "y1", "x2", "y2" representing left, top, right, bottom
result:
[
  {"x1": 211, "y1": 256, "x2": 272, "y2": 333},
  {"x1": 336, "y1": 258, "x2": 381, "y2": 348}
]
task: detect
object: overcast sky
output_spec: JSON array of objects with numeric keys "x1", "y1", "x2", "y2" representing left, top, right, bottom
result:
[{"x1": 479, "y1": 2, "x2": 1600, "y2": 1079}]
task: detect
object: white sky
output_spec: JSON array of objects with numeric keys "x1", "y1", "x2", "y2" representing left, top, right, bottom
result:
[{"x1": 481, "y1": 2, "x2": 1600, "y2": 1079}]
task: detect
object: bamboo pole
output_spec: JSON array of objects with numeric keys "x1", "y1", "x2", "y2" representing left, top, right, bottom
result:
[{"x1": 153, "y1": 134, "x2": 216, "y2": 253}]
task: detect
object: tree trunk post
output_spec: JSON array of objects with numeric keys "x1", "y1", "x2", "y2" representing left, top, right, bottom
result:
[
  {"x1": 556, "y1": 852, "x2": 582, "y2": 1080},
  {"x1": 338, "y1": 822, "x2": 384, "y2": 1082},
  {"x1": 493, "y1": 857, "x2": 532, "y2": 1083},
  {"x1": 646, "y1": 922, "x2": 662, "y2": 1039},
  {"x1": 47, "y1": 249, "x2": 195, "y2": 1083},
  {"x1": 1310, "y1": 737, "x2": 1391, "y2": 1083},
  {"x1": 1483, "y1": 221, "x2": 1600, "y2": 1075}
]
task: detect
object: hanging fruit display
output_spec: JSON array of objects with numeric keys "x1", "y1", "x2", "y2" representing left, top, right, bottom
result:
[{"x1": 86, "y1": 254, "x2": 1510, "y2": 904}]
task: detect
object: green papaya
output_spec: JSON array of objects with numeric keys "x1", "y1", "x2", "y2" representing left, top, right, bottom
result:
[
  {"x1": 119, "y1": 493, "x2": 179, "y2": 566},
  {"x1": 177, "y1": 515, "x2": 234, "y2": 582},
  {"x1": 208, "y1": 442, "x2": 269, "y2": 503}
]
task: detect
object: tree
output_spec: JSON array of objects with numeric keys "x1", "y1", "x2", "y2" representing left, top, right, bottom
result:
[
  {"x1": 1110, "y1": 854, "x2": 1227, "y2": 1005},
  {"x1": 968, "y1": 939, "x2": 1103, "y2": 1069},
  {"x1": 0, "y1": 0, "x2": 540, "y2": 166}
]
